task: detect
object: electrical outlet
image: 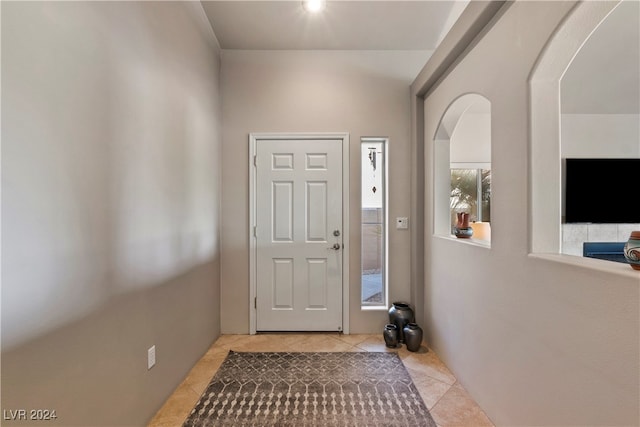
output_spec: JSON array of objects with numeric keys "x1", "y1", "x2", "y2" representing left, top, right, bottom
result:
[{"x1": 148, "y1": 345, "x2": 156, "y2": 370}]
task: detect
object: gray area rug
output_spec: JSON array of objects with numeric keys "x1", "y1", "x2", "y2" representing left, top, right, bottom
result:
[{"x1": 183, "y1": 351, "x2": 437, "y2": 427}]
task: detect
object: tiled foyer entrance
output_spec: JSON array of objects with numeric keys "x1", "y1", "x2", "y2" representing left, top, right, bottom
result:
[{"x1": 148, "y1": 333, "x2": 494, "y2": 427}]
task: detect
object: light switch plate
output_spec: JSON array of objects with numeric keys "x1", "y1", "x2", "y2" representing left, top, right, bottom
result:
[{"x1": 396, "y1": 217, "x2": 409, "y2": 229}]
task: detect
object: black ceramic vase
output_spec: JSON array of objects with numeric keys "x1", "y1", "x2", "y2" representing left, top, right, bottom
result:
[
  {"x1": 383, "y1": 324, "x2": 398, "y2": 348},
  {"x1": 403, "y1": 323, "x2": 423, "y2": 352},
  {"x1": 388, "y1": 302, "x2": 415, "y2": 343}
]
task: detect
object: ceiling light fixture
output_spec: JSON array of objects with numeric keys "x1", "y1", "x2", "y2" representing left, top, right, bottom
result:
[{"x1": 302, "y1": 0, "x2": 326, "y2": 13}]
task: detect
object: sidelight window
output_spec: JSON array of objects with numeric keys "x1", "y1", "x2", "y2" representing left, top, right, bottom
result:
[{"x1": 361, "y1": 138, "x2": 388, "y2": 308}]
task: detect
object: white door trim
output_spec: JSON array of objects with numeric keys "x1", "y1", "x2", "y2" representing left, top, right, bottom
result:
[{"x1": 249, "y1": 132, "x2": 350, "y2": 335}]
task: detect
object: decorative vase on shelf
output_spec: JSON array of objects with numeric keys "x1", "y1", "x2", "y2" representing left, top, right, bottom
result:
[
  {"x1": 388, "y1": 302, "x2": 415, "y2": 343},
  {"x1": 454, "y1": 212, "x2": 473, "y2": 239},
  {"x1": 624, "y1": 231, "x2": 640, "y2": 271},
  {"x1": 383, "y1": 324, "x2": 398, "y2": 348},
  {"x1": 403, "y1": 323, "x2": 423, "y2": 352}
]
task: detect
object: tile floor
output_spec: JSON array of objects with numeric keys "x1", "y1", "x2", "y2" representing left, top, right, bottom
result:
[{"x1": 147, "y1": 333, "x2": 494, "y2": 427}]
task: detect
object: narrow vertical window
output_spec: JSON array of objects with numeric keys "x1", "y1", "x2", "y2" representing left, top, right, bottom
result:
[
  {"x1": 450, "y1": 168, "x2": 491, "y2": 226},
  {"x1": 361, "y1": 138, "x2": 387, "y2": 308}
]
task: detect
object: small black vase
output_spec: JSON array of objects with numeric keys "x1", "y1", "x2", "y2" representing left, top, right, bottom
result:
[
  {"x1": 403, "y1": 323, "x2": 423, "y2": 352},
  {"x1": 383, "y1": 324, "x2": 398, "y2": 348},
  {"x1": 388, "y1": 302, "x2": 415, "y2": 343}
]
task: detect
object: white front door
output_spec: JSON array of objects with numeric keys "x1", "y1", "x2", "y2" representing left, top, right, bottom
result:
[{"x1": 254, "y1": 137, "x2": 344, "y2": 331}]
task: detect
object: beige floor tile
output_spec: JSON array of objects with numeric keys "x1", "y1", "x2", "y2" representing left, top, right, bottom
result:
[
  {"x1": 291, "y1": 334, "x2": 357, "y2": 352},
  {"x1": 429, "y1": 383, "x2": 494, "y2": 427},
  {"x1": 333, "y1": 333, "x2": 371, "y2": 346},
  {"x1": 402, "y1": 350, "x2": 457, "y2": 385},
  {"x1": 355, "y1": 335, "x2": 400, "y2": 352},
  {"x1": 354, "y1": 336, "x2": 421, "y2": 357},
  {"x1": 410, "y1": 375, "x2": 453, "y2": 410},
  {"x1": 231, "y1": 340, "x2": 295, "y2": 352},
  {"x1": 147, "y1": 381, "x2": 199, "y2": 427},
  {"x1": 264, "y1": 332, "x2": 328, "y2": 349},
  {"x1": 182, "y1": 354, "x2": 227, "y2": 396},
  {"x1": 211, "y1": 334, "x2": 246, "y2": 349},
  {"x1": 147, "y1": 418, "x2": 185, "y2": 427},
  {"x1": 203, "y1": 343, "x2": 230, "y2": 359}
]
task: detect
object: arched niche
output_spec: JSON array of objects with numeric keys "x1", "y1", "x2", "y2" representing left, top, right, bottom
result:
[
  {"x1": 529, "y1": 1, "x2": 624, "y2": 254},
  {"x1": 434, "y1": 93, "x2": 491, "y2": 242}
]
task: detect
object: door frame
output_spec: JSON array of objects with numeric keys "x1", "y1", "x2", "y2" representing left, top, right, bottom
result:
[{"x1": 249, "y1": 132, "x2": 350, "y2": 335}]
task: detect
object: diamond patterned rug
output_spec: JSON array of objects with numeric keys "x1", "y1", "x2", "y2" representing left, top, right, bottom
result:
[{"x1": 183, "y1": 351, "x2": 437, "y2": 427}]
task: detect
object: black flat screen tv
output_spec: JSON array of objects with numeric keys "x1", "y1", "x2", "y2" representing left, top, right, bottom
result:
[{"x1": 565, "y1": 158, "x2": 640, "y2": 224}]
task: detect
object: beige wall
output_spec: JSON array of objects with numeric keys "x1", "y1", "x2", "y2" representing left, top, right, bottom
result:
[
  {"x1": 450, "y1": 113, "x2": 491, "y2": 164},
  {"x1": 220, "y1": 50, "x2": 429, "y2": 333},
  {"x1": 561, "y1": 114, "x2": 640, "y2": 157},
  {"x1": 420, "y1": 1, "x2": 639, "y2": 425},
  {"x1": 1, "y1": 2, "x2": 222, "y2": 425}
]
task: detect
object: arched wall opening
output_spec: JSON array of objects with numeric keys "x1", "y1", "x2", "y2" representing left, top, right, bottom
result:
[
  {"x1": 433, "y1": 93, "x2": 492, "y2": 244},
  {"x1": 529, "y1": 0, "x2": 627, "y2": 255}
]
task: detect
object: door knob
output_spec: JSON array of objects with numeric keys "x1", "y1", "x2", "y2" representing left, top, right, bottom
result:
[{"x1": 328, "y1": 243, "x2": 341, "y2": 250}]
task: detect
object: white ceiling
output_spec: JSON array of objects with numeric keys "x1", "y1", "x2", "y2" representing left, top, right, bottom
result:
[
  {"x1": 200, "y1": 1, "x2": 469, "y2": 50},
  {"x1": 200, "y1": 0, "x2": 639, "y2": 115}
]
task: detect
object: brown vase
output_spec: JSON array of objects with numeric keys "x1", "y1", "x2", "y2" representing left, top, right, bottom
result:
[
  {"x1": 454, "y1": 212, "x2": 473, "y2": 238},
  {"x1": 461, "y1": 213, "x2": 470, "y2": 228}
]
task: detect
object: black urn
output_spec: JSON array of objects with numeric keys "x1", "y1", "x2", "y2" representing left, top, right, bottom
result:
[
  {"x1": 388, "y1": 302, "x2": 415, "y2": 343},
  {"x1": 403, "y1": 323, "x2": 423, "y2": 352},
  {"x1": 383, "y1": 324, "x2": 398, "y2": 348}
]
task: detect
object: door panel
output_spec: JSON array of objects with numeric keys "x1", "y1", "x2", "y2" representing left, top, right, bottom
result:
[
  {"x1": 307, "y1": 258, "x2": 327, "y2": 308},
  {"x1": 272, "y1": 182, "x2": 293, "y2": 241},
  {"x1": 306, "y1": 182, "x2": 327, "y2": 241},
  {"x1": 255, "y1": 139, "x2": 342, "y2": 331}
]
